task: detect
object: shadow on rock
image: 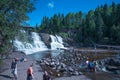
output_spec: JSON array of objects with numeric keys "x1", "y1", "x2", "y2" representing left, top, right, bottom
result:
[{"x1": 0, "y1": 74, "x2": 13, "y2": 79}]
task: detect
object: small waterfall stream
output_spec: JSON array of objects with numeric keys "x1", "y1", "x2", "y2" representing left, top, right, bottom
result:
[
  {"x1": 50, "y1": 35, "x2": 64, "y2": 50},
  {"x1": 31, "y1": 32, "x2": 48, "y2": 50}
]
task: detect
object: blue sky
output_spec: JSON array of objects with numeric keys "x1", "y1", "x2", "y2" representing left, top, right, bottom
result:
[{"x1": 27, "y1": 0, "x2": 120, "y2": 27}]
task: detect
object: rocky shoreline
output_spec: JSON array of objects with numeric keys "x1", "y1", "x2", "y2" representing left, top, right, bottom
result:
[
  {"x1": 37, "y1": 49, "x2": 120, "y2": 80},
  {"x1": 0, "y1": 51, "x2": 91, "y2": 80},
  {"x1": 0, "y1": 49, "x2": 120, "y2": 80}
]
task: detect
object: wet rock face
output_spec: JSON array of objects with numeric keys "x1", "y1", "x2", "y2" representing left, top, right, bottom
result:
[
  {"x1": 39, "y1": 33, "x2": 73, "y2": 48},
  {"x1": 39, "y1": 33, "x2": 51, "y2": 48},
  {"x1": 38, "y1": 32, "x2": 80, "y2": 48},
  {"x1": 106, "y1": 58, "x2": 120, "y2": 66},
  {"x1": 104, "y1": 55, "x2": 120, "y2": 73},
  {"x1": 93, "y1": 55, "x2": 120, "y2": 74}
]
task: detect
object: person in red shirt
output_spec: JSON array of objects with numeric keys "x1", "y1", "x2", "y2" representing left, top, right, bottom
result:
[{"x1": 27, "y1": 64, "x2": 34, "y2": 80}]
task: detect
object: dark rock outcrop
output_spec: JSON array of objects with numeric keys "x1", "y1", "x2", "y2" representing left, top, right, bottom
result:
[{"x1": 39, "y1": 33, "x2": 51, "y2": 48}]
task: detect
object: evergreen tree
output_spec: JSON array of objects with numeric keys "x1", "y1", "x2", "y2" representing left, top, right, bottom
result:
[
  {"x1": 52, "y1": 14, "x2": 60, "y2": 33},
  {"x1": 39, "y1": 2, "x2": 120, "y2": 45},
  {"x1": 116, "y1": 3, "x2": 120, "y2": 25},
  {"x1": 94, "y1": 7, "x2": 104, "y2": 43}
]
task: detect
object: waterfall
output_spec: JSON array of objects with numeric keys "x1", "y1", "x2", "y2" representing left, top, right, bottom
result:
[
  {"x1": 13, "y1": 31, "x2": 66, "y2": 55},
  {"x1": 31, "y1": 32, "x2": 48, "y2": 49},
  {"x1": 50, "y1": 35, "x2": 65, "y2": 50},
  {"x1": 13, "y1": 39, "x2": 26, "y2": 51},
  {"x1": 13, "y1": 32, "x2": 48, "y2": 55}
]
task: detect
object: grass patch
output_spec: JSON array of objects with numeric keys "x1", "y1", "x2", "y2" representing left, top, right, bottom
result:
[
  {"x1": 0, "y1": 59, "x2": 3, "y2": 65},
  {"x1": 0, "y1": 59, "x2": 3, "y2": 70},
  {"x1": 59, "y1": 32, "x2": 69, "y2": 38}
]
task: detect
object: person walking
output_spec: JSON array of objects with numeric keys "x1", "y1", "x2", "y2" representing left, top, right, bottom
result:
[{"x1": 27, "y1": 64, "x2": 34, "y2": 80}]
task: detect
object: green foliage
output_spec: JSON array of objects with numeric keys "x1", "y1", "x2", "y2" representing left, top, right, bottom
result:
[
  {"x1": 38, "y1": 2, "x2": 120, "y2": 45},
  {"x1": 0, "y1": 59, "x2": 2, "y2": 64},
  {"x1": 59, "y1": 32, "x2": 69, "y2": 38},
  {"x1": 16, "y1": 30, "x2": 30, "y2": 42},
  {"x1": 0, "y1": 58, "x2": 2, "y2": 66},
  {"x1": 0, "y1": 0, "x2": 35, "y2": 58}
]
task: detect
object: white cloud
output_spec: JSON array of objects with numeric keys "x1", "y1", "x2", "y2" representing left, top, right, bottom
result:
[
  {"x1": 48, "y1": 1, "x2": 54, "y2": 8},
  {"x1": 26, "y1": 20, "x2": 30, "y2": 23}
]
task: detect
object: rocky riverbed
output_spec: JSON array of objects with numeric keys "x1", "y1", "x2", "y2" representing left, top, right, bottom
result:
[
  {"x1": 37, "y1": 49, "x2": 120, "y2": 80},
  {"x1": 0, "y1": 51, "x2": 91, "y2": 80}
]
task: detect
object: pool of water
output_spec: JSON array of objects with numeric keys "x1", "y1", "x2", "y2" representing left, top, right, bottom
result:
[
  {"x1": 28, "y1": 50, "x2": 64, "y2": 60},
  {"x1": 28, "y1": 49, "x2": 119, "y2": 61}
]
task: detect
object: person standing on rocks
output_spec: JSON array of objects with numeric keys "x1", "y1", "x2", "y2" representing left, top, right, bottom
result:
[
  {"x1": 88, "y1": 60, "x2": 95, "y2": 72},
  {"x1": 27, "y1": 64, "x2": 34, "y2": 80},
  {"x1": 11, "y1": 58, "x2": 18, "y2": 80},
  {"x1": 43, "y1": 70, "x2": 51, "y2": 80},
  {"x1": 11, "y1": 57, "x2": 27, "y2": 80}
]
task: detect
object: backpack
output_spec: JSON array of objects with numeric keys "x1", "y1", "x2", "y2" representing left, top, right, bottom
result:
[{"x1": 11, "y1": 61, "x2": 17, "y2": 69}]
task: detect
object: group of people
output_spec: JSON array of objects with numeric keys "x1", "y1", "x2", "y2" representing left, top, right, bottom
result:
[{"x1": 11, "y1": 57, "x2": 51, "y2": 80}]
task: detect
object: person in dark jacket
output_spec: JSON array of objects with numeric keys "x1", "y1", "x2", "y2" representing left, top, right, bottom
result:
[
  {"x1": 11, "y1": 57, "x2": 27, "y2": 80},
  {"x1": 43, "y1": 71, "x2": 51, "y2": 80}
]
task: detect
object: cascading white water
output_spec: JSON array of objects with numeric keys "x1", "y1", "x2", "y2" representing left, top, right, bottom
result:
[
  {"x1": 13, "y1": 30, "x2": 67, "y2": 55},
  {"x1": 13, "y1": 32, "x2": 48, "y2": 55},
  {"x1": 13, "y1": 40, "x2": 33, "y2": 50},
  {"x1": 56, "y1": 35, "x2": 63, "y2": 44},
  {"x1": 31, "y1": 32, "x2": 48, "y2": 50},
  {"x1": 50, "y1": 35, "x2": 65, "y2": 50},
  {"x1": 13, "y1": 40, "x2": 26, "y2": 51}
]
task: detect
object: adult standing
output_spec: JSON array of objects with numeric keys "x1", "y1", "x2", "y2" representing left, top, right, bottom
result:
[
  {"x1": 11, "y1": 57, "x2": 27, "y2": 80},
  {"x1": 27, "y1": 64, "x2": 34, "y2": 80},
  {"x1": 43, "y1": 70, "x2": 51, "y2": 80},
  {"x1": 11, "y1": 58, "x2": 18, "y2": 80}
]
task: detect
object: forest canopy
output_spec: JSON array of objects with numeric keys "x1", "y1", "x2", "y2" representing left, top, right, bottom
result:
[{"x1": 37, "y1": 2, "x2": 120, "y2": 45}]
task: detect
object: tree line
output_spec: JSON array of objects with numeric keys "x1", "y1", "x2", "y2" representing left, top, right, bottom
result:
[{"x1": 37, "y1": 2, "x2": 120, "y2": 45}]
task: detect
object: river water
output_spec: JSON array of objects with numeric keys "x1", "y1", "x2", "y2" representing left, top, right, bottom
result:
[{"x1": 28, "y1": 50, "x2": 63, "y2": 60}]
